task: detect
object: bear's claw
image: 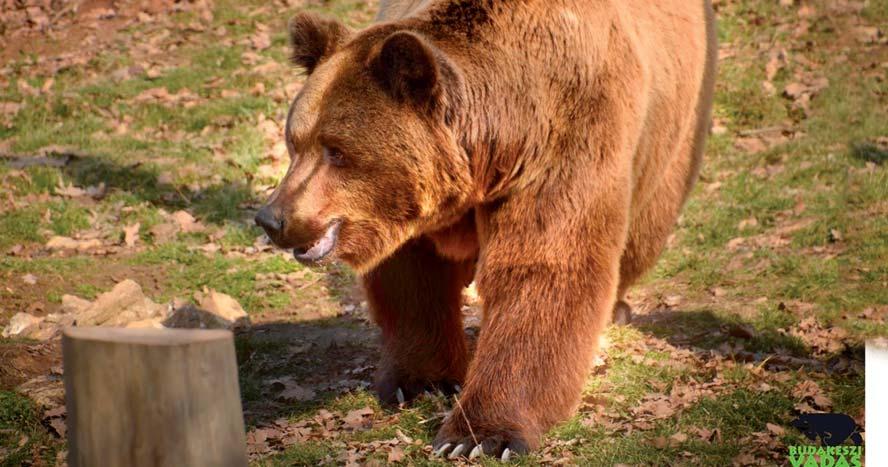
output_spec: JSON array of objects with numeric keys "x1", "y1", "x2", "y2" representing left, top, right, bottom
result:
[
  {"x1": 447, "y1": 443, "x2": 466, "y2": 459},
  {"x1": 377, "y1": 379, "x2": 461, "y2": 406},
  {"x1": 433, "y1": 443, "x2": 451, "y2": 457},
  {"x1": 432, "y1": 434, "x2": 528, "y2": 461}
]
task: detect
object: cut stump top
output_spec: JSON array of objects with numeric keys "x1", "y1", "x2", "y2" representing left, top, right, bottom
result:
[{"x1": 62, "y1": 326, "x2": 232, "y2": 346}]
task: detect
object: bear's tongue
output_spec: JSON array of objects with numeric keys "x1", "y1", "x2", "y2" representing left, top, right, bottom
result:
[{"x1": 294, "y1": 220, "x2": 342, "y2": 264}]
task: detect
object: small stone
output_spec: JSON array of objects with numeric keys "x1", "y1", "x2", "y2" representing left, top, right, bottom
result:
[
  {"x1": 46, "y1": 236, "x2": 102, "y2": 251},
  {"x1": 663, "y1": 295, "x2": 683, "y2": 307},
  {"x1": 198, "y1": 290, "x2": 249, "y2": 329},
  {"x1": 29, "y1": 324, "x2": 60, "y2": 340},
  {"x1": 76, "y1": 280, "x2": 165, "y2": 326},
  {"x1": 2, "y1": 312, "x2": 44, "y2": 338},
  {"x1": 44, "y1": 313, "x2": 75, "y2": 327},
  {"x1": 125, "y1": 318, "x2": 165, "y2": 329},
  {"x1": 61, "y1": 295, "x2": 92, "y2": 315},
  {"x1": 163, "y1": 291, "x2": 249, "y2": 331}
]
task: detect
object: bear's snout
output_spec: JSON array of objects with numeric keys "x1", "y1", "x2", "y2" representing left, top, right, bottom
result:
[
  {"x1": 256, "y1": 203, "x2": 342, "y2": 264},
  {"x1": 255, "y1": 206, "x2": 284, "y2": 239}
]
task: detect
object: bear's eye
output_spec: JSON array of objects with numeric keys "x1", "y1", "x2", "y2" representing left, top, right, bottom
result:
[{"x1": 322, "y1": 146, "x2": 346, "y2": 167}]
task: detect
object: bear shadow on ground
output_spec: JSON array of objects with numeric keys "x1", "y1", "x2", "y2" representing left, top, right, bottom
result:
[
  {"x1": 233, "y1": 317, "x2": 383, "y2": 429},
  {"x1": 234, "y1": 305, "x2": 863, "y2": 432},
  {"x1": 232, "y1": 305, "x2": 866, "y2": 454},
  {"x1": 632, "y1": 307, "x2": 864, "y2": 374}
]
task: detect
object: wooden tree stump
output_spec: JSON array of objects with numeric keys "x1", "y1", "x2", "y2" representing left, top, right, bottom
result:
[{"x1": 63, "y1": 327, "x2": 248, "y2": 467}]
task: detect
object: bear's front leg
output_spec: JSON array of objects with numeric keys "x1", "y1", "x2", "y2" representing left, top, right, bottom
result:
[
  {"x1": 433, "y1": 182, "x2": 628, "y2": 459},
  {"x1": 363, "y1": 236, "x2": 475, "y2": 405}
]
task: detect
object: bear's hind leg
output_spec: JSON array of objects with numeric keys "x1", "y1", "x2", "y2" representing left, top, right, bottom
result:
[
  {"x1": 616, "y1": 120, "x2": 707, "y2": 317},
  {"x1": 616, "y1": 32, "x2": 713, "y2": 315},
  {"x1": 612, "y1": 299, "x2": 632, "y2": 325},
  {"x1": 363, "y1": 236, "x2": 475, "y2": 405},
  {"x1": 615, "y1": 193, "x2": 684, "y2": 321}
]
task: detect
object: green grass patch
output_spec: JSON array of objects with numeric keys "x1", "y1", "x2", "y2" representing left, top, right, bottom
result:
[
  {"x1": 132, "y1": 244, "x2": 298, "y2": 312},
  {"x1": 0, "y1": 391, "x2": 60, "y2": 466},
  {"x1": 0, "y1": 209, "x2": 42, "y2": 248}
]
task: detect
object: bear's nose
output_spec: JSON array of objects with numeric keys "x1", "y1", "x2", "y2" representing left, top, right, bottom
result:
[{"x1": 255, "y1": 206, "x2": 283, "y2": 238}]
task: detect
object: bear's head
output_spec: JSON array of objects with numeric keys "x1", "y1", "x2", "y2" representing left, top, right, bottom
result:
[{"x1": 255, "y1": 13, "x2": 475, "y2": 272}]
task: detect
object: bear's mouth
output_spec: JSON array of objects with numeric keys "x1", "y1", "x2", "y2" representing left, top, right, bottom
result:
[{"x1": 293, "y1": 219, "x2": 342, "y2": 264}]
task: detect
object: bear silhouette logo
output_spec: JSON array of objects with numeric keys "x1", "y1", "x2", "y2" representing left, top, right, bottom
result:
[{"x1": 790, "y1": 413, "x2": 864, "y2": 446}]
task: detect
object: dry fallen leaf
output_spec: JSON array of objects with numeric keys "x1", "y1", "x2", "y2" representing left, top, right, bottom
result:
[
  {"x1": 123, "y1": 223, "x2": 140, "y2": 247},
  {"x1": 738, "y1": 217, "x2": 758, "y2": 230},
  {"x1": 250, "y1": 31, "x2": 271, "y2": 50},
  {"x1": 695, "y1": 427, "x2": 721, "y2": 443},
  {"x1": 171, "y1": 210, "x2": 205, "y2": 233},
  {"x1": 54, "y1": 180, "x2": 86, "y2": 197},
  {"x1": 790, "y1": 317, "x2": 848, "y2": 356},
  {"x1": 670, "y1": 432, "x2": 688, "y2": 445},
  {"x1": 784, "y1": 82, "x2": 807, "y2": 100},
  {"x1": 387, "y1": 446, "x2": 406, "y2": 463},
  {"x1": 733, "y1": 451, "x2": 757, "y2": 466},
  {"x1": 853, "y1": 26, "x2": 882, "y2": 44},
  {"x1": 766, "y1": 423, "x2": 785, "y2": 436},
  {"x1": 792, "y1": 380, "x2": 833, "y2": 410},
  {"x1": 0, "y1": 102, "x2": 22, "y2": 118},
  {"x1": 651, "y1": 436, "x2": 668, "y2": 448},
  {"x1": 765, "y1": 48, "x2": 787, "y2": 81},
  {"x1": 198, "y1": 243, "x2": 220, "y2": 253},
  {"x1": 343, "y1": 407, "x2": 374, "y2": 430},
  {"x1": 633, "y1": 395, "x2": 676, "y2": 419},
  {"x1": 828, "y1": 228, "x2": 842, "y2": 242},
  {"x1": 395, "y1": 429, "x2": 413, "y2": 444},
  {"x1": 269, "y1": 377, "x2": 316, "y2": 402}
]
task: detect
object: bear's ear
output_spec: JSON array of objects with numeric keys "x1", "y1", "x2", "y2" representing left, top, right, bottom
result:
[
  {"x1": 370, "y1": 31, "x2": 440, "y2": 105},
  {"x1": 288, "y1": 12, "x2": 350, "y2": 74}
]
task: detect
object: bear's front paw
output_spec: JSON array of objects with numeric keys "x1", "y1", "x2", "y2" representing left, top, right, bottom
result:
[
  {"x1": 432, "y1": 420, "x2": 530, "y2": 461},
  {"x1": 374, "y1": 365, "x2": 461, "y2": 406}
]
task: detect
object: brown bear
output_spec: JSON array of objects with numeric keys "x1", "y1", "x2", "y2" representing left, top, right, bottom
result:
[{"x1": 255, "y1": 0, "x2": 716, "y2": 459}]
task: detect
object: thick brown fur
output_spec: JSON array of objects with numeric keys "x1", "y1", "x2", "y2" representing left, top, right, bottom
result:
[{"x1": 259, "y1": 0, "x2": 717, "y2": 455}]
